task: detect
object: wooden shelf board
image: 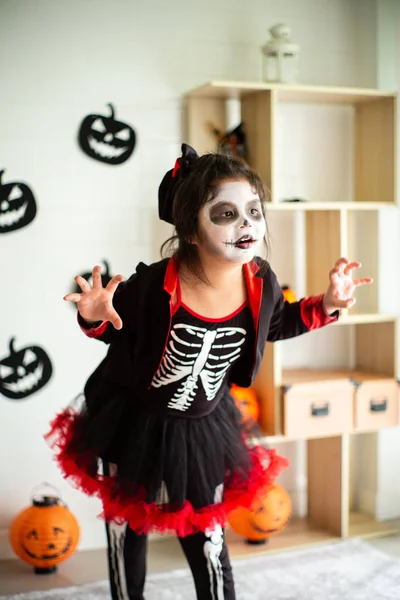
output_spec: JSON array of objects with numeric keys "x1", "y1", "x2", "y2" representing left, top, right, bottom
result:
[
  {"x1": 266, "y1": 201, "x2": 397, "y2": 211},
  {"x1": 258, "y1": 426, "x2": 400, "y2": 445},
  {"x1": 225, "y1": 514, "x2": 399, "y2": 558},
  {"x1": 348, "y1": 512, "x2": 399, "y2": 539},
  {"x1": 276, "y1": 86, "x2": 396, "y2": 104},
  {"x1": 225, "y1": 518, "x2": 339, "y2": 558},
  {"x1": 334, "y1": 313, "x2": 397, "y2": 325},
  {"x1": 185, "y1": 81, "x2": 396, "y2": 103},
  {"x1": 260, "y1": 429, "x2": 400, "y2": 444},
  {"x1": 281, "y1": 367, "x2": 397, "y2": 386}
]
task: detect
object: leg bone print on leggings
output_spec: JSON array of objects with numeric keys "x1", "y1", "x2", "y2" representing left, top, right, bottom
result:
[
  {"x1": 204, "y1": 525, "x2": 225, "y2": 600},
  {"x1": 151, "y1": 324, "x2": 246, "y2": 411}
]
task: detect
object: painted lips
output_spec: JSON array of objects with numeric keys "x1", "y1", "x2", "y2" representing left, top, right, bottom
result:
[{"x1": 234, "y1": 235, "x2": 257, "y2": 249}]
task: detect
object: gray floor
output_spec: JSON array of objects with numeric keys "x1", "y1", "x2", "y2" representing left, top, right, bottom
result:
[{"x1": 1, "y1": 534, "x2": 400, "y2": 596}]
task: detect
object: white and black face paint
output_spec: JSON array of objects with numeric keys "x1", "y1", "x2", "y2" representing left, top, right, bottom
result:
[{"x1": 196, "y1": 180, "x2": 266, "y2": 263}]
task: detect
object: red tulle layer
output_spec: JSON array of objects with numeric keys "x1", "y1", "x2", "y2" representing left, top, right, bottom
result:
[{"x1": 45, "y1": 408, "x2": 289, "y2": 537}]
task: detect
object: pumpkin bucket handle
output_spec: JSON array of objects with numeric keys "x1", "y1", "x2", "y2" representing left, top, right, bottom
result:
[{"x1": 30, "y1": 482, "x2": 67, "y2": 508}]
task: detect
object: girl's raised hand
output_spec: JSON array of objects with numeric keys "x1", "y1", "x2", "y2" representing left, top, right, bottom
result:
[
  {"x1": 322, "y1": 257, "x2": 373, "y2": 315},
  {"x1": 63, "y1": 266, "x2": 125, "y2": 330}
]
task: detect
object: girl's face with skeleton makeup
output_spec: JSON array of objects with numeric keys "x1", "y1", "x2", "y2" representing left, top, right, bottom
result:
[{"x1": 195, "y1": 179, "x2": 266, "y2": 264}]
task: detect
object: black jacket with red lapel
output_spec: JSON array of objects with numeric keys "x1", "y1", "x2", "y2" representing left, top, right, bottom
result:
[{"x1": 80, "y1": 257, "x2": 337, "y2": 400}]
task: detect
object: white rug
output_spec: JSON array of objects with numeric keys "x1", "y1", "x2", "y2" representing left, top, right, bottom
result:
[{"x1": 2, "y1": 539, "x2": 400, "y2": 600}]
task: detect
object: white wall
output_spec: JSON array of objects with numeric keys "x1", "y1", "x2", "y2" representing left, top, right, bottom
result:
[{"x1": 0, "y1": 0, "x2": 386, "y2": 559}]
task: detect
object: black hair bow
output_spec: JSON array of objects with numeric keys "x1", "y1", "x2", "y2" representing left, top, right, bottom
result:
[{"x1": 158, "y1": 143, "x2": 199, "y2": 225}]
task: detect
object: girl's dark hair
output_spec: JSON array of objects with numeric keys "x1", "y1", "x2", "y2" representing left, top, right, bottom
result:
[{"x1": 160, "y1": 152, "x2": 270, "y2": 282}]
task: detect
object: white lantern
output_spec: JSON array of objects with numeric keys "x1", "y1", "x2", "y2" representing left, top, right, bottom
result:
[{"x1": 262, "y1": 23, "x2": 300, "y2": 84}]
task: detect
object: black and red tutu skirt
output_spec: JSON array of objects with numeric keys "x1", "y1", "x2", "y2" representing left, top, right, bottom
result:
[{"x1": 45, "y1": 385, "x2": 288, "y2": 537}]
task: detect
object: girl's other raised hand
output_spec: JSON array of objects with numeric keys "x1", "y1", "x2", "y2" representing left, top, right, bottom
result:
[{"x1": 63, "y1": 265, "x2": 124, "y2": 330}]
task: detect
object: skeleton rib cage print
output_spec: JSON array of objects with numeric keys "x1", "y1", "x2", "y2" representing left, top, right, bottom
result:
[{"x1": 150, "y1": 305, "x2": 250, "y2": 413}]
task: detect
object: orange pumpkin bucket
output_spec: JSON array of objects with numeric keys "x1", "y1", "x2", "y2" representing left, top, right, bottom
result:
[
  {"x1": 230, "y1": 384, "x2": 260, "y2": 429},
  {"x1": 228, "y1": 483, "x2": 292, "y2": 544},
  {"x1": 281, "y1": 285, "x2": 297, "y2": 303},
  {"x1": 9, "y1": 483, "x2": 80, "y2": 574}
]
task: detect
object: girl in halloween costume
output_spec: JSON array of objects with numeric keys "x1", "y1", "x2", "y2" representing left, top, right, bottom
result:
[{"x1": 46, "y1": 145, "x2": 372, "y2": 600}]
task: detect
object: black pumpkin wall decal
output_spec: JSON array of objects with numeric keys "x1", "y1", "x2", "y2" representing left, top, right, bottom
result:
[
  {"x1": 0, "y1": 170, "x2": 37, "y2": 234},
  {"x1": 78, "y1": 104, "x2": 136, "y2": 165},
  {"x1": 0, "y1": 338, "x2": 53, "y2": 400}
]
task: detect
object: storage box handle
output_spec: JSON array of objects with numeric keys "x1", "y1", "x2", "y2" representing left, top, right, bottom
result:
[
  {"x1": 311, "y1": 403, "x2": 329, "y2": 417},
  {"x1": 369, "y1": 398, "x2": 387, "y2": 413}
]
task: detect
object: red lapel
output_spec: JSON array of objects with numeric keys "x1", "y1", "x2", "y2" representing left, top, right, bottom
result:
[
  {"x1": 163, "y1": 257, "x2": 180, "y2": 316},
  {"x1": 163, "y1": 256, "x2": 178, "y2": 296},
  {"x1": 164, "y1": 257, "x2": 263, "y2": 330},
  {"x1": 243, "y1": 260, "x2": 263, "y2": 333}
]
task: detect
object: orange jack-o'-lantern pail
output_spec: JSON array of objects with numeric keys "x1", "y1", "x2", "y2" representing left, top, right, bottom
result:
[
  {"x1": 281, "y1": 286, "x2": 297, "y2": 303},
  {"x1": 230, "y1": 384, "x2": 260, "y2": 429},
  {"x1": 9, "y1": 483, "x2": 80, "y2": 574},
  {"x1": 228, "y1": 483, "x2": 292, "y2": 544}
]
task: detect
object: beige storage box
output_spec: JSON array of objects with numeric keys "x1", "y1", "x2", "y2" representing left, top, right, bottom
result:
[
  {"x1": 281, "y1": 370, "x2": 354, "y2": 439},
  {"x1": 351, "y1": 372, "x2": 399, "y2": 432}
]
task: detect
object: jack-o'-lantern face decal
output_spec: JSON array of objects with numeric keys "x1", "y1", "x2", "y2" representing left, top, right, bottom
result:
[
  {"x1": 230, "y1": 384, "x2": 259, "y2": 429},
  {"x1": 250, "y1": 496, "x2": 291, "y2": 535},
  {"x1": 228, "y1": 483, "x2": 292, "y2": 542},
  {"x1": 9, "y1": 500, "x2": 80, "y2": 569},
  {"x1": 22, "y1": 526, "x2": 72, "y2": 562},
  {"x1": 0, "y1": 338, "x2": 53, "y2": 400},
  {"x1": 78, "y1": 104, "x2": 136, "y2": 165},
  {"x1": 0, "y1": 170, "x2": 37, "y2": 233}
]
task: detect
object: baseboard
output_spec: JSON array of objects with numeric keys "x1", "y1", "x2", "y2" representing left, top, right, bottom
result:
[{"x1": 0, "y1": 528, "x2": 14, "y2": 561}]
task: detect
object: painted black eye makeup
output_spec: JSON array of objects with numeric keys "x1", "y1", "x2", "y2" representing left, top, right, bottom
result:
[
  {"x1": 247, "y1": 201, "x2": 263, "y2": 221},
  {"x1": 209, "y1": 204, "x2": 239, "y2": 225},
  {"x1": 208, "y1": 197, "x2": 263, "y2": 226}
]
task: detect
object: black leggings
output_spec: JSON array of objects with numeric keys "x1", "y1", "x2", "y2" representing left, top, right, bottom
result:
[{"x1": 104, "y1": 521, "x2": 236, "y2": 600}]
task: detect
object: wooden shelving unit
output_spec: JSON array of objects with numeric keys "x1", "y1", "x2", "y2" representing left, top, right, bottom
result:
[{"x1": 183, "y1": 80, "x2": 399, "y2": 554}]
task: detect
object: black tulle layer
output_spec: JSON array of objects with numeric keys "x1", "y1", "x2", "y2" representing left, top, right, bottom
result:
[
  {"x1": 45, "y1": 385, "x2": 289, "y2": 536},
  {"x1": 70, "y1": 389, "x2": 253, "y2": 507}
]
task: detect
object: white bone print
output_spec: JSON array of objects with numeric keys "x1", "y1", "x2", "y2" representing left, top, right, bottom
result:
[
  {"x1": 151, "y1": 323, "x2": 246, "y2": 411},
  {"x1": 203, "y1": 525, "x2": 224, "y2": 600}
]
